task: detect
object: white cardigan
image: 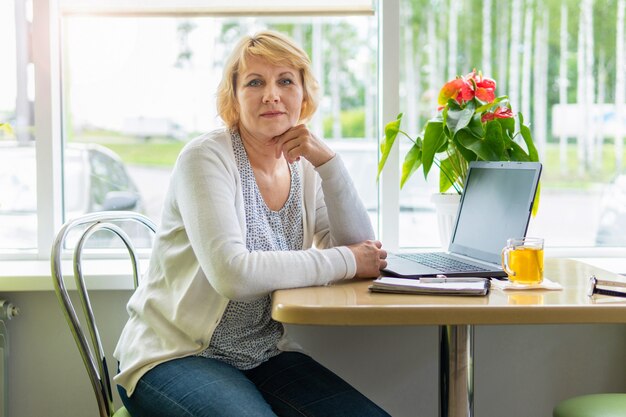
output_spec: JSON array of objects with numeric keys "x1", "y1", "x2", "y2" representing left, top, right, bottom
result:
[{"x1": 114, "y1": 129, "x2": 375, "y2": 395}]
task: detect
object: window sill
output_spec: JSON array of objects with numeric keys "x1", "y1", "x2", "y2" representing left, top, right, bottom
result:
[
  {"x1": 0, "y1": 259, "x2": 148, "y2": 292},
  {"x1": 0, "y1": 255, "x2": 623, "y2": 292}
]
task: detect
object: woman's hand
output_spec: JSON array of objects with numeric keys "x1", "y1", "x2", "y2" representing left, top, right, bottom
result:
[
  {"x1": 271, "y1": 124, "x2": 335, "y2": 167},
  {"x1": 347, "y1": 240, "x2": 388, "y2": 278}
]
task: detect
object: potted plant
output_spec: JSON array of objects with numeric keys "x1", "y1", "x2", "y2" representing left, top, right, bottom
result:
[{"x1": 377, "y1": 70, "x2": 540, "y2": 245}]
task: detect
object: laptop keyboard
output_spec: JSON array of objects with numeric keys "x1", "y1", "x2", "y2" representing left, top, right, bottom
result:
[{"x1": 397, "y1": 252, "x2": 489, "y2": 273}]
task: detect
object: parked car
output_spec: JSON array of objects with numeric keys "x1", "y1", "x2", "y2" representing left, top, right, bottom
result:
[
  {"x1": 595, "y1": 174, "x2": 626, "y2": 246},
  {"x1": 0, "y1": 141, "x2": 145, "y2": 249}
]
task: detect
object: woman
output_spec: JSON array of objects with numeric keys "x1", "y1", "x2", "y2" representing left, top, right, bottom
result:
[{"x1": 114, "y1": 30, "x2": 389, "y2": 417}]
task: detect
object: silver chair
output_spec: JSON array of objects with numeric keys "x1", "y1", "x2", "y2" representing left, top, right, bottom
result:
[{"x1": 51, "y1": 211, "x2": 156, "y2": 417}]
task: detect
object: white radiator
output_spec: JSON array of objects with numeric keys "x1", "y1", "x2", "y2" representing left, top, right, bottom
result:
[{"x1": 0, "y1": 301, "x2": 19, "y2": 417}]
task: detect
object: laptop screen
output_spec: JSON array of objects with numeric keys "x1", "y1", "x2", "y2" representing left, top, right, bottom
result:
[{"x1": 448, "y1": 161, "x2": 542, "y2": 265}]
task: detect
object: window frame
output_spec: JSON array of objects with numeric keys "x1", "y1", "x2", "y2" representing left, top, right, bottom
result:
[
  {"x1": 33, "y1": 0, "x2": 63, "y2": 260},
  {"x1": 11, "y1": 0, "x2": 626, "y2": 262},
  {"x1": 22, "y1": 0, "x2": 391, "y2": 261},
  {"x1": 58, "y1": 0, "x2": 375, "y2": 16}
]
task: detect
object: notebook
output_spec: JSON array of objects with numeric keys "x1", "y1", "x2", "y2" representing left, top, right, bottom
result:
[{"x1": 382, "y1": 161, "x2": 542, "y2": 278}]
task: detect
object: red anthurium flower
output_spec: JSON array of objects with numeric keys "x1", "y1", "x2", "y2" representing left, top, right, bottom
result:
[
  {"x1": 481, "y1": 112, "x2": 494, "y2": 122},
  {"x1": 438, "y1": 70, "x2": 497, "y2": 108},
  {"x1": 494, "y1": 106, "x2": 513, "y2": 118},
  {"x1": 474, "y1": 80, "x2": 496, "y2": 103},
  {"x1": 481, "y1": 106, "x2": 514, "y2": 122},
  {"x1": 475, "y1": 86, "x2": 495, "y2": 103},
  {"x1": 438, "y1": 78, "x2": 466, "y2": 106},
  {"x1": 476, "y1": 76, "x2": 496, "y2": 90},
  {"x1": 465, "y1": 70, "x2": 496, "y2": 103},
  {"x1": 456, "y1": 82, "x2": 474, "y2": 103}
]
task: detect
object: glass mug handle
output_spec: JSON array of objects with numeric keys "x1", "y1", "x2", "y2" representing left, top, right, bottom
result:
[{"x1": 501, "y1": 246, "x2": 516, "y2": 277}]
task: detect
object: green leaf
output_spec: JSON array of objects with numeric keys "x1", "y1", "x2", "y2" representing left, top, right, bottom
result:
[
  {"x1": 517, "y1": 113, "x2": 540, "y2": 214},
  {"x1": 438, "y1": 156, "x2": 459, "y2": 193},
  {"x1": 508, "y1": 140, "x2": 531, "y2": 161},
  {"x1": 520, "y1": 122, "x2": 539, "y2": 162},
  {"x1": 376, "y1": 113, "x2": 403, "y2": 181},
  {"x1": 451, "y1": 135, "x2": 478, "y2": 163},
  {"x1": 475, "y1": 95, "x2": 507, "y2": 113},
  {"x1": 400, "y1": 142, "x2": 423, "y2": 188},
  {"x1": 455, "y1": 127, "x2": 501, "y2": 161},
  {"x1": 446, "y1": 100, "x2": 475, "y2": 136},
  {"x1": 421, "y1": 120, "x2": 445, "y2": 178},
  {"x1": 497, "y1": 117, "x2": 515, "y2": 139},
  {"x1": 436, "y1": 139, "x2": 449, "y2": 153},
  {"x1": 467, "y1": 113, "x2": 485, "y2": 138},
  {"x1": 531, "y1": 182, "x2": 541, "y2": 216},
  {"x1": 483, "y1": 122, "x2": 505, "y2": 159}
]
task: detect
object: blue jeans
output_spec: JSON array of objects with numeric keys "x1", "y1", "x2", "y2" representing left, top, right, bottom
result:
[{"x1": 118, "y1": 352, "x2": 390, "y2": 417}]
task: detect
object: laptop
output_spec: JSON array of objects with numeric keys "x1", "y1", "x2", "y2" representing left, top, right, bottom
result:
[{"x1": 382, "y1": 161, "x2": 542, "y2": 278}]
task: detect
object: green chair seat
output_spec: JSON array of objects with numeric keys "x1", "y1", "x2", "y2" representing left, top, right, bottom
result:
[
  {"x1": 553, "y1": 393, "x2": 626, "y2": 417},
  {"x1": 113, "y1": 407, "x2": 131, "y2": 417}
]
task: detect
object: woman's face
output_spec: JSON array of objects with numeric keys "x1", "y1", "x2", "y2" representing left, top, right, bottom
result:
[{"x1": 236, "y1": 55, "x2": 304, "y2": 141}]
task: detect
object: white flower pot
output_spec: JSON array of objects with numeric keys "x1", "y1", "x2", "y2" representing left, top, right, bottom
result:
[{"x1": 430, "y1": 193, "x2": 461, "y2": 249}]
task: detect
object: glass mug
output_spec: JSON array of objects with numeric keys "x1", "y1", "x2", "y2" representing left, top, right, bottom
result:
[{"x1": 501, "y1": 237, "x2": 544, "y2": 284}]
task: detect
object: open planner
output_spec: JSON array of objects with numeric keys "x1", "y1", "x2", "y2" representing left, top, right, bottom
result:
[{"x1": 369, "y1": 277, "x2": 491, "y2": 296}]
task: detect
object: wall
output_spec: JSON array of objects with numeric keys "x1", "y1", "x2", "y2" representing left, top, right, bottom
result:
[{"x1": 2, "y1": 290, "x2": 625, "y2": 417}]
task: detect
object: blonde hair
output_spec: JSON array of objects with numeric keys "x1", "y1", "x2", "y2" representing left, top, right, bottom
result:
[{"x1": 216, "y1": 30, "x2": 320, "y2": 130}]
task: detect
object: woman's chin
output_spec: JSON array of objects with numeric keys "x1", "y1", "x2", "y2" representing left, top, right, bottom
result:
[
  {"x1": 240, "y1": 120, "x2": 294, "y2": 141},
  {"x1": 264, "y1": 125, "x2": 293, "y2": 139}
]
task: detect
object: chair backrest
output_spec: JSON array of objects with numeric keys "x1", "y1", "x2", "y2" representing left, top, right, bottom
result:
[{"x1": 51, "y1": 211, "x2": 156, "y2": 417}]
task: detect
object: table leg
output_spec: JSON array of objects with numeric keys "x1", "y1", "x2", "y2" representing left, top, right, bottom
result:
[{"x1": 439, "y1": 324, "x2": 474, "y2": 417}]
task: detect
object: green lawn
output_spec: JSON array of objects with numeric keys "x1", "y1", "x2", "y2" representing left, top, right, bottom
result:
[
  {"x1": 75, "y1": 131, "x2": 626, "y2": 189},
  {"x1": 73, "y1": 131, "x2": 187, "y2": 166},
  {"x1": 104, "y1": 141, "x2": 185, "y2": 167},
  {"x1": 541, "y1": 142, "x2": 626, "y2": 188}
]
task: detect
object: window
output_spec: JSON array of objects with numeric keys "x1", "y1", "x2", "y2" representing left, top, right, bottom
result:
[
  {"x1": 0, "y1": 0, "x2": 38, "y2": 251},
  {"x1": 5, "y1": 0, "x2": 626, "y2": 258},
  {"x1": 61, "y1": 15, "x2": 379, "y2": 243},
  {"x1": 395, "y1": 0, "x2": 626, "y2": 249}
]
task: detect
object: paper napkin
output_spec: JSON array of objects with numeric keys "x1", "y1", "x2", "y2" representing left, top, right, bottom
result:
[{"x1": 490, "y1": 277, "x2": 563, "y2": 291}]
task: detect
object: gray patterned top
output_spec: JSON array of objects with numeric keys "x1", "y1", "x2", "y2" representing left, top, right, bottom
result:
[{"x1": 198, "y1": 131, "x2": 303, "y2": 370}]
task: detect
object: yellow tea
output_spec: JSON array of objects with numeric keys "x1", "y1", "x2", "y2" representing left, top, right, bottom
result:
[{"x1": 507, "y1": 247, "x2": 544, "y2": 284}]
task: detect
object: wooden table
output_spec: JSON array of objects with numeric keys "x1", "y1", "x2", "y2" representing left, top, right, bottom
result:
[{"x1": 271, "y1": 258, "x2": 626, "y2": 417}]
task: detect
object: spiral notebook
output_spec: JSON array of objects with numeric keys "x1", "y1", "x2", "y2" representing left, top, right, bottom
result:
[{"x1": 369, "y1": 277, "x2": 490, "y2": 296}]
